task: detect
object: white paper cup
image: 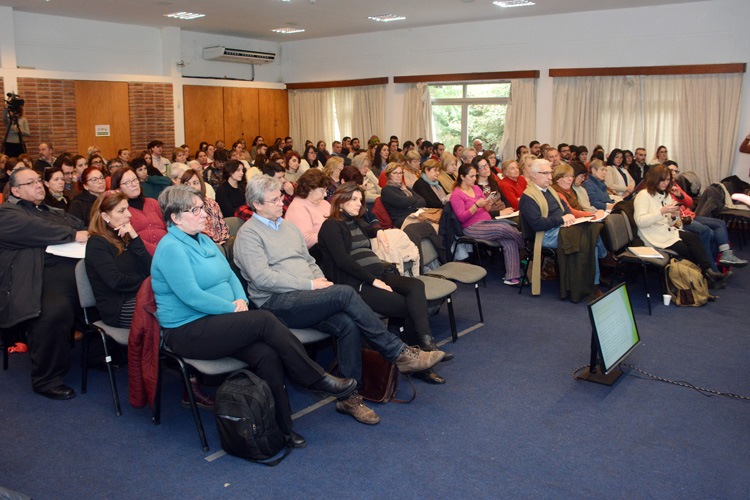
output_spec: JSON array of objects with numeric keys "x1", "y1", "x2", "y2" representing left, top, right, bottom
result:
[{"x1": 663, "y1": 294, "x2": 672, "y2": 306}]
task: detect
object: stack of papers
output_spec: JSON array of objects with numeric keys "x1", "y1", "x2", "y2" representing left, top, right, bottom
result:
[{"x1": 627, "y1": 246, "x2": 663, "y2": 259}]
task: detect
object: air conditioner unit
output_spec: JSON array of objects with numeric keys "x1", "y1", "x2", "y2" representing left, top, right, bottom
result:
[{"x1": 202, "y1": 46, "x2": 276, "y2": 64}]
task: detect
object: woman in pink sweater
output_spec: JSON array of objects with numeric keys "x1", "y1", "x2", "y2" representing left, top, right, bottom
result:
[{"x1": 450, "y1": 162, "x2": 524, "y2": 286}]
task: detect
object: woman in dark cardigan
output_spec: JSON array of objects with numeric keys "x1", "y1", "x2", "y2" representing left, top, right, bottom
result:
[
  {"x1": 411, "y1": 159, "x2": 449, "y2": 209},
  {"x1": 84, "y1": 190, "x2": 152, "y2": 328},
  {"x1": 317, "y1": 182, "x2": 452, "y2": 385},
  {"x1": 380, "y1": 162, "x2": 426, "y2": 228},
  {"x1": 68, "y1": 166, "x2": 106, "y2": 225}
]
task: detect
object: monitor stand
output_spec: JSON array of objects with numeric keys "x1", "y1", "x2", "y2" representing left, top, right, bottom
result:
[{"x1": 578, "y1": 365, "x2": 622, "y2": 386}]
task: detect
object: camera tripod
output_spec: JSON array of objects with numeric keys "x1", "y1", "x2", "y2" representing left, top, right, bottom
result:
[{"x1": 2, "y1": 108, "x2": 27, "y2": 157}]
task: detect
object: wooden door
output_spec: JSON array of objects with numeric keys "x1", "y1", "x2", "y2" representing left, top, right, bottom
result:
[
  {"x1": 183, "y1": 85, "x2": 224, "y2": 151},
  {"x1": 74, "y1": 81, "x2": 130, "y2": 159},
  {"x1": 223, "y1": 87, "x2": 260, "y2": 147},
  {"x1": 258, "y1": 89, "x2": 289, "y2": 145}
]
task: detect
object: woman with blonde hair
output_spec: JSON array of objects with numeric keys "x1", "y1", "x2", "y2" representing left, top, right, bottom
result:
[
  {"x1": 438, "y1": 153, "x2": 459, "y2": 194},
  {"x1": 322, "y1": 155, "x2": 345, "y2": 199},
  {"x1": 351, "y1": 153, "x2": 381, "y2": 203},
  {"x1": 380, "y1": 162, "x2": 426, "y2": 228}
]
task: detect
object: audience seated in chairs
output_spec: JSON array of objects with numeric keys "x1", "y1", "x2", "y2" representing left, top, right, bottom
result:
[
  {"x1": 450, "y1": 162, "x2": 523, "y2": 286},
  {"x1": 151, "y1": 185, "x2": 358, "y2": 448},
  {"x1": 412, "y1": 159, "x2": 450, "y2": 208},
  {"x1": 633, "y1": 164, "x2": 731, "y2": 289},
  {"x1": 317, "y1": 182, "x2": 452, "y2": 386},
  {"x1": 232, "y1": 175, "x2": 445, "y2": 427},
  {"x1": 498, "y1": 157, "x2": 529, "y2": 211},
  {"x1": 519, "y1": 159, "x2": 603, "y2": 302}
]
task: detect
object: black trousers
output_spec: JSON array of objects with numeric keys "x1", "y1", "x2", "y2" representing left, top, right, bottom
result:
[
  {"x1": 669, "y1": 230, "x2": 712, "y2": 271},
  {"x1": 163, "y1": 310, "x2": 325, "y2": 434},
  {"x1": 25, "y1": 259, "x2": 78, "y2": 392},
  {"x1": 357, "y1": 274, "x2": 433, "y2": 347}
]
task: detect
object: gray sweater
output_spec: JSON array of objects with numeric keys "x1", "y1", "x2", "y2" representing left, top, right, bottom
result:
[{"x1": 233, "y1": 216, "x2": 323, "y2": 308}]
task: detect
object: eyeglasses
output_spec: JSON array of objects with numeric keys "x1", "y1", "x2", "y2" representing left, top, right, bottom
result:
[
  {"x1": 263, "y1": 196, "x2": 283, "y2": 205},
  {"x1": 120, "y1": 179, "x2": 139, "y2": 186},
  {"x1": 183, "y1": 205, "x2": 205, "y2": 216},
  {"x1": 87, "y1": 176, "x2": 105, "y2": 183},
  {"x1": 16, "y1": 178, "x2": 44, "y2": 188},
  {"x1": 536, "y1": 171, "x2": 553, "y2": 176},
  {"x1": 391, "y1": 171, "x2": 404, "y2": 176},
  {"x1": 91, "y1": 160, "x2": 104, "y2": 165}
]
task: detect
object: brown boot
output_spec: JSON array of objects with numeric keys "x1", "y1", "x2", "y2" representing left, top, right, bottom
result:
[
  {"x1": 181, "y1": 379, "x2": 214, "y2": 410},
  {"x1": 336, "y1": 392, "x2": 380, "y2": 425},
  {"x1": 393, "y1": 345, "x2": 444, "y2": 374}
]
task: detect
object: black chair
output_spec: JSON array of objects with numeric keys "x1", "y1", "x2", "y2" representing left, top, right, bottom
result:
[
  {"x1": 517, "y1": 212, "x2": 558, "y2": 296},
  {"x1": 602, "y1": 213, "x2": 671, "y2": 315}
]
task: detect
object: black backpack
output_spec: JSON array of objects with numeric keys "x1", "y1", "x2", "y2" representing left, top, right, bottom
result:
[{"x1": 214, "y1": 369, "x2": 291, "y2": 466}]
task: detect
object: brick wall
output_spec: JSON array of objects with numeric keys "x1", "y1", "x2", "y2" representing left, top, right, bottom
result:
[
  {"x1": 128, "y1": 83, "x2": 175, "y2": 155},
  {"x1": 17, "y1": 78, "x2": 79, "y2": 156}
]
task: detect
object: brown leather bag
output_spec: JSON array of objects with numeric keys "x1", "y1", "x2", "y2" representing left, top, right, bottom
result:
[{"x1": 359, "y1": 348, "x2": 415, "y2": 403}]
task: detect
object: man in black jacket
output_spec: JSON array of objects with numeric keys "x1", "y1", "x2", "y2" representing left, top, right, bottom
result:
[{"x1": 0, "y1": 168, "x2": 88, "y2": 399}]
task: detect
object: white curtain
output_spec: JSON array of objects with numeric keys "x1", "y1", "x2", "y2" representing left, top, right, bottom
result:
[
  {"x1": 288, "y1": 88, "x2": 336, "y2": 148},
  {"x1": 552, "y1": 73, "x2": 742, "y2": 186},
  {"x1": 552, "y1": 76, "x2": 642, "y2": 153},
  {"x1": 645, "y1": 74, "x2": 742, "y2": 187},
  {"x1": 402, "y1": 83, "x2": 433, "y2": 142},
  {"x1": 334, "y1": 85, "x2": 385, "y2": 142},
  {"x1": 499, "y1": 78, "x2": 537, "y2": 161}
]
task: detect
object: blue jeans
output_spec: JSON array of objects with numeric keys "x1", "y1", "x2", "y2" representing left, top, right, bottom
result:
[
  {"x1": 261, "y1": 285, "x2": 405, "y2": 384},
  {"x1": 684, "y1": 217, "x2": 727, "y2": 271}
]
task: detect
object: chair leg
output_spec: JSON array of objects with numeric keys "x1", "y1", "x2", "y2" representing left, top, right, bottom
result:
[
  {"x1": 80, "y1": 327, "x2": 89, "y2": 394},
  {"x1": 174, "y1": 356, "x2": 209, "y2": 452},
  {"x1": 474, "y1": 283, "x2": 484, "y2": 323},
  {"x1": 152, "y1": 352, "x2": 162, "y2": 425},
  {"x1": 97, "y1": 328, "x2": 122, "y2": 417},
  {"x1": 446, "y1": 295, "x2": 458, "y2": 343},
  {"x1": 641, "y1": 264, "x2": 652, "y2": 316},
  {"x1": 519, "y1": 257, "x2": 530, "y2": 295}
]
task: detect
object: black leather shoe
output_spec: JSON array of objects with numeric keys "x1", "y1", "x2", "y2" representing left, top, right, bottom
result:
[
  {"x1": 414, "y1": 369, "x2": 446, "y2": 384},
  {"x1": 309, "y1": 374, "x2": 357, "y2": 399},
  {"x1": 287, "y1": 431, "x2": 307, "y2": 448},
  {"x1": 34, "y1": 384, "x2": 76, "y2": 400}
]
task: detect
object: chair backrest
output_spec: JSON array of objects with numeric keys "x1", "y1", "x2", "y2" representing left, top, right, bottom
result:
[
  {"x1": 74, "y1": 260, "x2": 97, "y2": 309},
  {"x1": 603, "y1": 213, "x2": 632, "y2": 254},
  {"x1": 224, "y1": 217, "x2": 244, "y2": 237},
  {"x1": 420, "y1": 238, "x2": 440, "y2": 270}
]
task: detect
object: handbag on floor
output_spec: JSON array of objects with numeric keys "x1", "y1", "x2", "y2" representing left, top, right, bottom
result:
[
  {"x1": 359, "y1": 348, "x2": 416, "y2": 403},
  {"x1": 214, "y1": 369, "x2": 291, "y2": 466}
]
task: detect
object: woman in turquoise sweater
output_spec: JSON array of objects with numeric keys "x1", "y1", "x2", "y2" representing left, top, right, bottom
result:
[{"x1": 151, "y1": 185, "x2": 356, "y2": 447}]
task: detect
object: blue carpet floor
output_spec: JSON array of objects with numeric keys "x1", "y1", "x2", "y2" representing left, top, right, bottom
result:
[{"x1": 2, "y1": 247, "x2": 749, "y2": 498}]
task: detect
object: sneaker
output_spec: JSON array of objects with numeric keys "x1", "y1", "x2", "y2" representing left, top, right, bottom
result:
[
  {"x1": 336, "y1": 392, "x2": 380, "y2": 425},
  {"x1": 393, "y1": 345, "x2": 444, "y2": 374},
  {"x1": 503, "y1": 278, "x2": 521, "y2": 286},
  {"x1": 719, "y1": 250, "x2": 748, "y2": 268}
]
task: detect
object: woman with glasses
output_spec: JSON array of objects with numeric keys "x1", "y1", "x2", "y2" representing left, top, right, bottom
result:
[
  {"x1": 551, "y1": 164, "x2": 605, "y2": 219},
  {"x1": 68, "y1": 167, "x2": 107, "y2": 225},
  {"x1": 450, "y1": 163, "x2": 524, "y2": 286},
  {"x1": 152, "y1": 185, "x2": 356, "y2": 447},
  {"x1": 215, "y1": 160, "x2": 247, "y2": 218},
  {"x1": 110, "y1": 167, "x2": 167, "y2": 255},
  {"x1": 380, "y1": 162, "x2": 426, "y2": 229}
]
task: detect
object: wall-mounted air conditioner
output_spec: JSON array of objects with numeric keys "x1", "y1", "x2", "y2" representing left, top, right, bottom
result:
[{"x1": 202, "y1": 46, "x2": 276, "y2": 64}]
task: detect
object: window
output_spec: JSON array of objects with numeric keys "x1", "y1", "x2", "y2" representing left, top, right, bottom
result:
[{"x1": 430, "y1": 82, "x2": 510, "y2": 152}]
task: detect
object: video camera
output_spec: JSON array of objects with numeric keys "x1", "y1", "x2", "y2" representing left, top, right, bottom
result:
[{"x1": 5, "y1": 93, "x2": 25, "y2": 114}]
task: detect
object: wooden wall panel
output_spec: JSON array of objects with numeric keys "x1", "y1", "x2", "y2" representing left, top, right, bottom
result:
[
  {"x1": 183, "y1": 85, "x2": 224, "y2": 151},
  {"x1": 223, "y1": 87, "x2": 260, "y2": 146},
  {"x1": 74, "y1": 81, "x2": 130, "y2": 159},
  {"x1": 258, "y1": 89, "x2": 289, "y2": 144}
]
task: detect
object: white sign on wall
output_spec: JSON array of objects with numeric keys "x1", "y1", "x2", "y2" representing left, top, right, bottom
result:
[{"x1": 95, "y1": 124, "x2": 111, "y2": 137}]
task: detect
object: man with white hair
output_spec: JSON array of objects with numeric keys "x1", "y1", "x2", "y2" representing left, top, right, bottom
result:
[
  {"x1": 472, "y1": 139, "x2": 484, "y2": 156},
  {"x1": 519, "y1": 159, "x2": 601, "y2": 302}
]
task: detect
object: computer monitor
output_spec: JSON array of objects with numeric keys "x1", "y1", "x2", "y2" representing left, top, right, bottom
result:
[{"x1": 581, "y1": 282, "x2": 641, "y2": 385}]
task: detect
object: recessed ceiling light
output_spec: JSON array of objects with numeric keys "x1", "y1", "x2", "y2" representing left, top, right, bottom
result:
[
  {"x1": 368, "y1": 14, "x2": 406, "y2": 22},
  {"x1": 164, "y1": 12, "x2": 205, "y2": 20},
  {"x1": 493, "y1": 0, "x2": 535, "y2": 8},
  {"x1": 272, "y1": 27, "x2": 306, "y2": 34}
]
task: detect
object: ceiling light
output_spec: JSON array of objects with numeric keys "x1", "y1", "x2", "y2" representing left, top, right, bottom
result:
[
  {"x1": 493, "y1": 1, "x2": 535, "y2": 8},
  {"x1": 368, "y1": 14, "x2": 406, "y2": 22},
  {"x1": 272, "y1": 27, "x2": 306, "y2": 34},
  {"x1": 164, "y1": 12, "x2": 205, "y2": 20}
]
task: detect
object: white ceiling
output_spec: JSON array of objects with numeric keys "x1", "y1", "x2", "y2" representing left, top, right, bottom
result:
[{"x1": 0, "y1": 0, "x2": 707, "y2": 42}]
